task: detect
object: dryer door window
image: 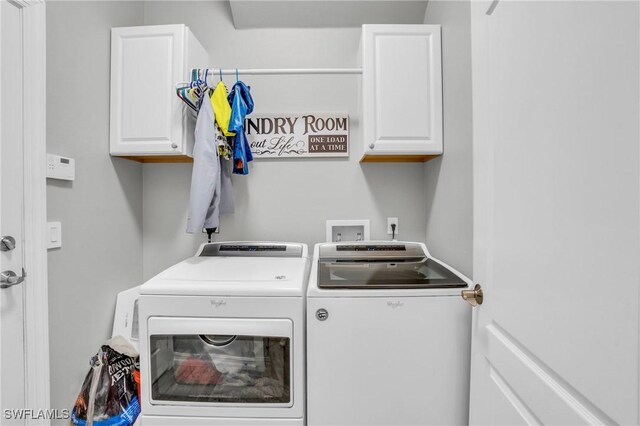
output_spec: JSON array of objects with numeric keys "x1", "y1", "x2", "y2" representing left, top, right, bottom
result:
[{"x1": 147, "y1": 317, "x2": 292, "y2": 406}]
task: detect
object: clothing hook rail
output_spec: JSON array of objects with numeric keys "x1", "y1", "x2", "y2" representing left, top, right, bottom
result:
[{"x1": 196, "y1": 67, "x2": 363, "y2": 77}]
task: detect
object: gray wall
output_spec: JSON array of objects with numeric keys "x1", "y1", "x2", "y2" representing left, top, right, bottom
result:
[
  {"x1": 141, "y1": 1, "x2": 428, "y2": 279},
  {"x1": 44, "y1": 0, "x2": 469, "y2": 412},
  {"x1": 423, "y1": 0, "x2": 473, "y2": 276},
  {"x1": 46, "y1": 1, "x2": 144, "y2": 416}
]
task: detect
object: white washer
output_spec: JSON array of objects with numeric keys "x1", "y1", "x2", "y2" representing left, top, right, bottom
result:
[
  {"x1": 138, "y1": 242, "x2": 309, "y2": 426},
  {"x1": 307, "y1": 242, "x2": 472, "y2": 426}
]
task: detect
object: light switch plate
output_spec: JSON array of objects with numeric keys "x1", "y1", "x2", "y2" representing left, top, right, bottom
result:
[{"x1": 47, "y1": 221, "x2": 62, "y2": 249}]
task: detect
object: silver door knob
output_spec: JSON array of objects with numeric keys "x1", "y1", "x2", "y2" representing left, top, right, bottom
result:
[
  {"x1": 1, "y1": 269, "x2": 25, "y2": 289},
  {"x1": 369, "y1": 143, "x2": 375, "y2": 150},
  {"x1": 171, "y1": 143, "x2": 178, "y2": 149},
  {"x1": 461, "y1": 284, "x2": 483, "y2": 307},
  {"x1": 1, "y1": 236, "x2": 16, "y2": 251}
]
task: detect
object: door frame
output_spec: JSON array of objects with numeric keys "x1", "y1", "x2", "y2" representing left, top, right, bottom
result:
[{"x1": 1, "y1": 0, "x2": 50, "y2": 416}]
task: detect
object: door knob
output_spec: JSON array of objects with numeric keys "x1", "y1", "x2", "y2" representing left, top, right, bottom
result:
[
  {"x1": 1, "y1": 269, "x2": 26, "y2": 289},
  {"x1": 1, "y1": 236, "x2": 16, "y2": 251},
  {"x1": 461, "y1": 284, "x2": 483, "y2": 307}
]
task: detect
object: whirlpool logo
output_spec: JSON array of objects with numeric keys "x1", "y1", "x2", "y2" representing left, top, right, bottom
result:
[
  {"x1": 387, "y1": 301, "x2": 404, "y2": 309},
  {"x1": 210, "y1": 299, "x2": 227, "y2": 308}
]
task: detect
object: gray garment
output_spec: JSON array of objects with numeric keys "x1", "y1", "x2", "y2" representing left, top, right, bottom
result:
[
  {"x1": 186, "y1": 95, "x2": 235, "y2": 233},
  {"x1": 219, "y1": 157, "x2": 235, "y2": 214}
]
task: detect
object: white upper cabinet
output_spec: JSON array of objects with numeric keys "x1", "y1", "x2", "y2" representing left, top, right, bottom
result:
[
  {"x1": 361, "y1": 25, "x2": 443, "y2": 162},
  {"x1": 110, "y1": 25, "x2": 208, "y2": 162}
]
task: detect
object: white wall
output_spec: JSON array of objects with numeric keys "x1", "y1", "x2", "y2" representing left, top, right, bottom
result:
[
  {"x1": 141, "y1": 1, "x2": 428, "y2": 279},
  {"x1": 46, "y1": 1, "x2": 144, "y2": 418},
  {"x1": 423, "y1": 0, "x2": 473, "y2": 276}
]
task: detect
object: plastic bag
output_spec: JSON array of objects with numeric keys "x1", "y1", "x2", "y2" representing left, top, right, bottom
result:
[{"x1": 70, "y1": 336, "x2": 140, "y2": 426}]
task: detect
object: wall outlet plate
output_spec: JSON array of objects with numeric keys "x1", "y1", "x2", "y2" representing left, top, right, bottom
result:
[{"x1": 326, "y1": 219, "x2": 370, "y2": 242}]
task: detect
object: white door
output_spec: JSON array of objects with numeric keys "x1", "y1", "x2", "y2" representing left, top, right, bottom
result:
[
  {"x1": 469, "y1": 1, "x2": 639, "y2": 425},
  {"x1": 1, "y1": 0, "x2": 27, "y2": 422}
]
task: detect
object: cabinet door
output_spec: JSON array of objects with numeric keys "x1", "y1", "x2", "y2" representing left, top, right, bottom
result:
[
  {"x1": 362, "y1": 25, "x2": 442, "y2": 158},
  {"x1": 110, "y1": 25, "x2": 185, "y2": 155}
]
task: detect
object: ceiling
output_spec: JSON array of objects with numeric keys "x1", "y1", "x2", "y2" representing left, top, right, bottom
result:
[{"x1": 229, "y1": 0, "x2": 429, "y2": 29}]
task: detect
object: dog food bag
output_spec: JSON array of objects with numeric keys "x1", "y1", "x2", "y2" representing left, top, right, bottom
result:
[{"x1": 70, "y1": 336, "x2": 140, "y2": 426}]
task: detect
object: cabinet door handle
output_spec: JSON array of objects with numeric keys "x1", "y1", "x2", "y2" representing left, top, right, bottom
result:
[
  {"x1": 171, "y1": 143, "x2": 178, "y2": 149},
  {"x1": 369, "y1": 143, "x2": 375, "y2": 150},
  {"x1": 486, "y1": 0, "x2": 500, "y2": 15}
]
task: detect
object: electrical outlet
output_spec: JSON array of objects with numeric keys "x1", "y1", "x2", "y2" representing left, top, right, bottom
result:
[{"x1": 387, "y1": 217, "x2": 399, "y2": 235}]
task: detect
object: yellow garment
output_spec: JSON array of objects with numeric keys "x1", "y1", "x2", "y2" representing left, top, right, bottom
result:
[{"x1": 210, "y1": 81, "x2": 235, "y2": 136}]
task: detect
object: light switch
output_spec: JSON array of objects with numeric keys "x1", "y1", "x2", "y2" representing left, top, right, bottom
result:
[{"x1": 47, "y1": 222, "x2": 62, "y2": 249}]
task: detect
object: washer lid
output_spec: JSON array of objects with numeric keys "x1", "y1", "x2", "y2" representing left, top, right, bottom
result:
[{"x1": 318, "y1": 242, "x2": 466, "y2": 289}]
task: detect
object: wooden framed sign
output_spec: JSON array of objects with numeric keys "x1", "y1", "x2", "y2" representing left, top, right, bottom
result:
[{"x1": 245, "y1": 113, "x2": 349, "y2": 158}]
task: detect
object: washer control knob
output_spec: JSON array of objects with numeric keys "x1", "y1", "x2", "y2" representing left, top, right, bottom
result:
[{"x1": 316, "y1": 308, "x2": 329, "y2": 321}]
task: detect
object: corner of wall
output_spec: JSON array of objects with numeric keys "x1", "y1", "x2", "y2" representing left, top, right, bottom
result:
[{"x1": 422, "y1": 0, "x2": 474, "y2": 277}]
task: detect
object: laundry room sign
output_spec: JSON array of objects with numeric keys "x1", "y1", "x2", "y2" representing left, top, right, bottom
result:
[{"x1": 244, "y1": 113, "x2": 349, "y2": 158}]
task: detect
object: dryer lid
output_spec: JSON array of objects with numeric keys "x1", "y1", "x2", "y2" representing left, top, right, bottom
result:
[
  {"x1": 198, "y1": 242, "x2": 304, "y2": 258},
  {"x1": 140, "y1": 242, "x2": 308, "y2": 297}
]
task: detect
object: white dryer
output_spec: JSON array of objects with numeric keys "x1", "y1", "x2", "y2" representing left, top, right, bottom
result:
[
  {"x1": 307, "y1": 242, "x2": 472, "y2": 426},
  {"x1": 112, "y1": 285, "x2": 141, "y2": 351},
  {"x1": 138, "y1": 242, "x2": 309, "y2": 426}
]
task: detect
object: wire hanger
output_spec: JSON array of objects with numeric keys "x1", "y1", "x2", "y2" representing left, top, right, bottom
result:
[{"x1": 235, "y1": 68, "x2": 239, "y2": 82}]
